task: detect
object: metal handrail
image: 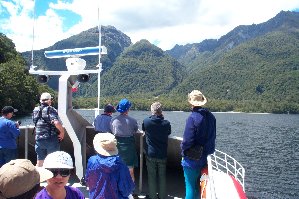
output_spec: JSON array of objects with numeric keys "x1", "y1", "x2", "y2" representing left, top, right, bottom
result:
[
  {"x1": 138, "y1": 130, "x2": 145, "y2": 193},
  {"x1": 24, "y1": 126, "x2": 28, "y2": 159},
  {"x1": 208, "y1": 149, "x2": 245, "y2": 191}
]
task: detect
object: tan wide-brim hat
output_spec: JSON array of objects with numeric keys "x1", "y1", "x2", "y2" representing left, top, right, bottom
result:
[
  {"x1": 93, "y1": 133, "x2": 118, "y2": 156},
  {"x1": 0, "y1": 159, "x2": 53, "y2": 199},
  {"x1": 188, "y1": 90, "x2": 207, "y2": 106}
]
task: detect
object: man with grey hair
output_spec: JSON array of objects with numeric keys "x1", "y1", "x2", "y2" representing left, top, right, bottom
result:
[
  {"x1": 142, "y1": 102, "x2": 171, "y2": 199},
  {"x1": 32, "y1": 92, "x2": 65, "y2": 167}
]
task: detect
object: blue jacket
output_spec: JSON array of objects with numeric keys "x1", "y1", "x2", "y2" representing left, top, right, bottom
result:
[
  {"x1": 142, "y1": 115, "x2": 171, "y2": 159},
  {"x1": 86, "y1": 154, "x2": 135, "y2": 199},
  {"x1": 0, "y1": 117, "x2": 20, "y2": 149},
  {"x1": 181, "y1": 107, "x2": 216, "y2": 169}
]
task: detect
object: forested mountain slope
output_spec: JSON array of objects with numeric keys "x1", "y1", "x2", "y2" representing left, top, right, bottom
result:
[
  {"x1": 101, "y1": 40, "x2": 185, "y2": 96},
  {"x1": 171, "y1": 30, "x2": 299, "y2": 112}
]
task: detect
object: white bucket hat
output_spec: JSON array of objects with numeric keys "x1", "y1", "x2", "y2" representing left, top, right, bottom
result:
[
  {"x1": 93, "y1": 133, "x2": 118, "y2": 156},
  {"x1": 188, "y1": 90, "x2": 207, "y2": 106},
  {"x1": 43, "y1": 151, "x2": 74, "y2": 169}
]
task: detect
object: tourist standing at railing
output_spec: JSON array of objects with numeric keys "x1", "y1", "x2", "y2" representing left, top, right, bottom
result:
[
  {"x1": 180, "y1": 90, "x2": 216, "y2": 199},
  {"x1": 94, "y1": 104, "x2": 116, "y2": 133},
  {"x1": 85, "y1": 133, "x2": 135, "y2": 199},
  {"x1": 32, "y1": 92, "x2": 65, "y2": 167},
  {"x1": 142, "y1": 102, "x2": 171, "y2": 199},
  {"x1": 111, "y1": 99, "x2": 139, "y2": 183},
  {"x1": 0, "y1": 106, "x2": 20, "y2": 167}
]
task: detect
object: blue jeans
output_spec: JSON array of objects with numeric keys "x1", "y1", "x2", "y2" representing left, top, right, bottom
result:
[
  {"x1": 183, "y1": 166, "x2": 201, "y2": 199},
  {"x1": 0, "y1": 148, "x2": 18, "y2": 167},
  {"x1": 35, "y1": 136, "x2": 60, "y2": 160},
  {"x1": 146, "y1": 156, "x2": 167, "y2": 199}
]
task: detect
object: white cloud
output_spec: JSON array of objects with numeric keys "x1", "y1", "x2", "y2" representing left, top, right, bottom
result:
[{"x1": 0, "y1": 0, "x2": 298, "y2": 52}]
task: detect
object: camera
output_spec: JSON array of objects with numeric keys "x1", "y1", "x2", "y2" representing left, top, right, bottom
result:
[{"x1": 16, "y1": 121, "x2": 21, "y2": 125}]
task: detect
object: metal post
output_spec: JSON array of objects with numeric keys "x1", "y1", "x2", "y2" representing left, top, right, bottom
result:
[
  {"x1": 25, "y1": 126, "x2": 28, "y2": 159},
  {"x1": 139, "y1": 131, "x2": 144, "y2": 193},
  {"x1": 95, "y1": 2, "x2": 102, "y2": 118}
]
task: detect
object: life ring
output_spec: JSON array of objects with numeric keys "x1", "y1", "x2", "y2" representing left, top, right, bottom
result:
[{"x1": 199, "y1": 166, "x2": 209, "y2": 199}]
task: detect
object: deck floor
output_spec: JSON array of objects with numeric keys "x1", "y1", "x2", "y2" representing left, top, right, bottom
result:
[{"x1": 134, "y1": 165, "x2": 185, "y2": 198}]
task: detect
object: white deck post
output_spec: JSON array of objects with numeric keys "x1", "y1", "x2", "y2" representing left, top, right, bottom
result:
[{"x1": 58, "y1": 74, "x2": 85, "y2": 180}]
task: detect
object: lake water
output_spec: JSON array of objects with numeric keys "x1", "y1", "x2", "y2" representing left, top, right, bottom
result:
[{"x1": 19, "y1": 110, "x2": 299, "y2": 199}]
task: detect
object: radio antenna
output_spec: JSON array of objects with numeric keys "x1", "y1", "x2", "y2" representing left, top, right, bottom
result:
[
  {"x1": 31, "y1": 0, "x2": 36, "y2": 68},
  {"x1": 96, "y1": 1, "x2": 102, "y2": 117}
]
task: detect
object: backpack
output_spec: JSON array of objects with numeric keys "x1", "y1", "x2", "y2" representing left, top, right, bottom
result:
[{"x1": 32, "y1": 106, "x2": 57, "y2": 139}]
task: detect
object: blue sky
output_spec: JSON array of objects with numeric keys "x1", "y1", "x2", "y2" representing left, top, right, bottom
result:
[{"x1": 0, "y1": 0, "x2": 298, "y2": 52}]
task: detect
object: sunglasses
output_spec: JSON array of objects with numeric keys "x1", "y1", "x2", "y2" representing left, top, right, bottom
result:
[{"x1": 48, "y1": 169, "x2": 71, "y2": 177}]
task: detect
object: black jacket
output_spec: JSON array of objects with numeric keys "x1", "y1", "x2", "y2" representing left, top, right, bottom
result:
[{"x1": 142, "y1": 115, "x2": 171, "y2": 159}]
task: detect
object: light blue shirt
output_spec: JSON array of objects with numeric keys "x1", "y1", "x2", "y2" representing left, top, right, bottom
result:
[{"x1": 111, "y1": 114, "x2": 138, "y2": 137}]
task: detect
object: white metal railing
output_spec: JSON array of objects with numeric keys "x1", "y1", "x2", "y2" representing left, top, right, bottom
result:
[{"x1": 208, "y1": 149, "x2": 245, "y2": 191}]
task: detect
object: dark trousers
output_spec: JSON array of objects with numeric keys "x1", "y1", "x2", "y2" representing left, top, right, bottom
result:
[{"x1": 146, "y1": 156, "x2": 167, "y2": 199}]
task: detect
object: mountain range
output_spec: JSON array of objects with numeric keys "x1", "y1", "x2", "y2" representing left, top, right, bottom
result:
[{"x1": 21, "y1": 10, "x2": 299, "y2": 113}]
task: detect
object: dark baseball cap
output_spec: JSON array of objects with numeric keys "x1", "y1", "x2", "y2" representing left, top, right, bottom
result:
[
  {"x1": 1, "y1": 106, "x2": 18, "y2": 114},
  {"x1": 104, "y1": 104, "x2": 116, "y2": 113}
]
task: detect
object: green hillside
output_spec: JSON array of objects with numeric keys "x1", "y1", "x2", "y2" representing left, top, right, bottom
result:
[
  {"x1": 101, "y1": 40, "x2": 185, "y2": 96},
  {"x1": 173, "y1": 30, "x2": 299, "y2": 113}
]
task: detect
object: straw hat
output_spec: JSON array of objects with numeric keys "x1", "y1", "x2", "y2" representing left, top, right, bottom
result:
[
  {"x1": 188, "y1": 90, "x2": 207, "y2": 106},
  {"x1": 93, "y1": 133, "x2": 118, "y2": 156}
]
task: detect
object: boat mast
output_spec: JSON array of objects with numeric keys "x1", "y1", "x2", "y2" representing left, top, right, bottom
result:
[
  {"x1": 31, "y1": 0, "x2": 36, "y2": 69},
  {"x1": 95, "y1": 2, "x2": 102, "y2": 117}
]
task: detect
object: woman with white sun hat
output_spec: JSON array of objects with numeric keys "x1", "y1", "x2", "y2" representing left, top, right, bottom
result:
[{"x1": 35, "y1": 151, "x2": 85, "y2": 199}]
